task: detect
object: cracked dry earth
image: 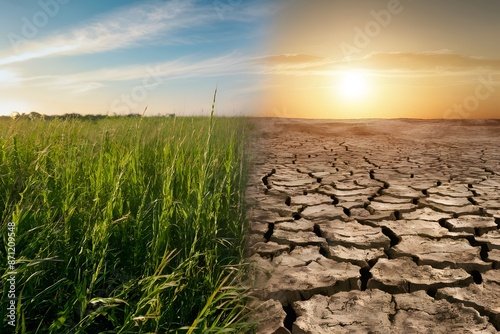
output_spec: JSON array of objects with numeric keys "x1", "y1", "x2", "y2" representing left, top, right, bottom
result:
[{"x1": 245, "y1": 118, "x2": 500, "y2": 334}]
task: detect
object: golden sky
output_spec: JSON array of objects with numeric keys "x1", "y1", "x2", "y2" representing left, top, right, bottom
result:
[{"x1": 258, "y1": 0, "x2": 500, "y2": 119}]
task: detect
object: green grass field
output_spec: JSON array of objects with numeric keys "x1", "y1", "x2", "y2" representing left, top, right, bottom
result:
[{"x1": 0, "y1": 115, "x2": 253, "y2": 333}]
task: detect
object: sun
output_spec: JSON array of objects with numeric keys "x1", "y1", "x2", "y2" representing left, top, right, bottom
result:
[{"x1": 337, "y1": 70, "x2": 370, "y2": 100}]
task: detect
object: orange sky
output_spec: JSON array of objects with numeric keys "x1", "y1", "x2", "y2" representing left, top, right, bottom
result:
[{"x1": 258, "y1": 0, "x2": 500, "y2": 119}]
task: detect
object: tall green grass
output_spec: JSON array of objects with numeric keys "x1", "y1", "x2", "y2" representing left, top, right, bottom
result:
[{"x1": 0, "y1": 114, "x2": 253, "y2": 333}]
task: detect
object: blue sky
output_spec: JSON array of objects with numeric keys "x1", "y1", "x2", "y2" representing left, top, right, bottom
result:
[{"x1": 0, "y1": 0, "x2": 277, "y2": 116}]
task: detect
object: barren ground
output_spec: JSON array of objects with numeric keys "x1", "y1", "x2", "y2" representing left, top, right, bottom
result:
[{"x1": 245, "y1": 118, "x2": 500, "y2": 334}]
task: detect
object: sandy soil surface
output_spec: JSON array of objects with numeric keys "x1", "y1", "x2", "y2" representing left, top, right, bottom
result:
[{"x1": 245, "y1": 118, "x2": 500, "y2": 334}]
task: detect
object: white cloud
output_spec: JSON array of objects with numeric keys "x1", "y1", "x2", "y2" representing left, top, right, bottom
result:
[
  {"x1": 0, "y1": 0, "x2": 213, "y2": 65},
  {"x1": 15, "y1": 52, "x2": 252, "y2": 94}
]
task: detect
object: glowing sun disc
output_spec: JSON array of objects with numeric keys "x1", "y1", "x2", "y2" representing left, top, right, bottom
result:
[{"x1": 338, "y1": 70, "x2": 369, "y2": 100}]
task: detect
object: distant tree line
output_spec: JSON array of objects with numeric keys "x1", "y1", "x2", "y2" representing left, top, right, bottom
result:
[{"x1": 7, "y1": 112, "x2": 176, "y2": 120}]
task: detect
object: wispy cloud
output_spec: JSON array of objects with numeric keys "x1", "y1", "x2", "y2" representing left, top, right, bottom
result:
[
  {"x1": 259, "y1": 54, "x2": 327, "y2": 65},
  {"x1": 0, "y1": 0, "x2": 216, "y2": 66},
  {"x1": 229, "y1": 1, "x2": 283, "y2": 22},
  {"x1": 255, "y1": 53, "x2": 331, "y2": 74},
  {"x1": 360, "y1": 51, "x2": 500, "y2": 71},
  {"x1": 15, "y1": 52, "x2": 251, "y2": 93},
  {"x1": 258, "y1": 51, "x2": 500, "y2": 76}
]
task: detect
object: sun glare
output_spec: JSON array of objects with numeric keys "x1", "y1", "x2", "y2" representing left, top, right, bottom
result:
[
  {"x1": 0, "y1": 100, "x2": 31, "y2": 116},
  {"x1": 337, "y1": 70, "x2": 370, "y2": 100}
]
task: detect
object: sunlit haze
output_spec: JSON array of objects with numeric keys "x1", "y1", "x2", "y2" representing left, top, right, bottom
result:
[
  {"x1": 337, "y1": 70, "x2": 370, "y2": 101},
  {"x1": 260, "y1": 0, "x2": 500, "y2": 119}
]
